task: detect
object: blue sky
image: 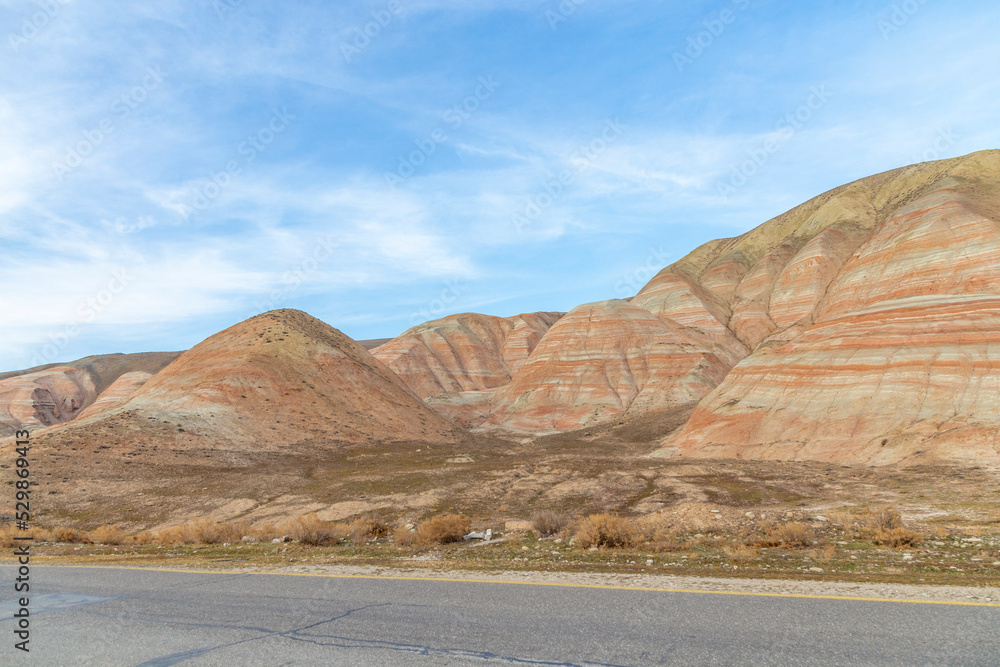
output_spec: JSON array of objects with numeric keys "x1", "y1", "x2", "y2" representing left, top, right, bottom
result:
[{"x1": 2, "y1": 0, "x2": 999, "y2": 370}]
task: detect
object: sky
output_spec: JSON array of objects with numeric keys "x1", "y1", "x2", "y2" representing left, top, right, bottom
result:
[{"x1": 1, "y1": 0, "x2": 999, "y2": 370}]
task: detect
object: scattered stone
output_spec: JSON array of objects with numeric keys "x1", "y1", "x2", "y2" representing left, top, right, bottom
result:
[{"x1": 808, "y1": 567, "x2": 824, "y2": 573}]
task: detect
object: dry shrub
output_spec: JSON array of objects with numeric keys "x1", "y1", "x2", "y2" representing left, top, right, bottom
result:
[
  {"x1": 393, "y1": 525, "x2": 418, "y2": 546},
  {"x1": 131, "y1": 531, "x2": 156, "y2": 546},
  {"x1": 0, "y1": 525, "x2": 17, "y2": 548},
  {"x1": 154, "y1": 524, "x2": 190, "y2": 545},
  {"x1": 759, "y1": 521, "x2": 813, "y2": 548},
  {"x1": 415, "y1": 514, "x2": 471, "y2": 545},
  {"x1": 282, "y1": 513, "x2": 346, "y2": 546},
  {"x1": 635, "y1": 513, "x2": 682, "y2": 552},
  {"x1": 190, "y1": 519, "x2": 229, "y2": 544},
  {"x1": 574, "y1": 514, "x2": 638, "y2": 549},
  {"x1": 56, "y1": 527, "x2": 87, "y2": 543},
  {"x1": 88, "y1": 525, "x2": 126, "y2": 545},
  {"x1": 348, "y1": 517, "x2": 389, "y2": 545},
  {"x1": 807, "y1": 544, "x2": 837, "y2": 561},
  {"x1": 532, "y1": 510, "x2": 571, "y2": 537},
  {"x1": 869, "y1": 508, "x2": 904, "y2": 532},
  {"x1": 874, "y1": 527, "x2": 924, "y2": 548},
  {"x1": 251, "y1": 522, "x2": 282, "y2": 542},
  {"x1": 723, "y1": 544, "x2": 761, "y2": 562}
]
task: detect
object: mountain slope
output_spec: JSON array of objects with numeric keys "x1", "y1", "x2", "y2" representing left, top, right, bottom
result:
[
  {"x1": 478, "y1": 300, "x2": 732, "y2": 433},
  {"x1": 37, "y1": 309, "x2": 465, "y2": 450},
  {"x1": 654, "y1": 150, "x2": 1000, "y2": 464},
  {"x1": 0, "y1": 352, "x2": 180, "y2": 436}
]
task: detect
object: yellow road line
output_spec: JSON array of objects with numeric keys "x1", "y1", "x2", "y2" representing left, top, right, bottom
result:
[{"x1": 31, "y1": 564, "x2": 1000, "y2": 608}]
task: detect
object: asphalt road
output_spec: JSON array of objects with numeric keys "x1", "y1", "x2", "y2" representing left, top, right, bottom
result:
[{"x1": 1, "y1": 566, "x2": 999, "y2": 665}]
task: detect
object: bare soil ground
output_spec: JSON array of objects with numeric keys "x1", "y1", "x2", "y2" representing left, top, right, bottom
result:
[{"x1": 6, "y1": 417, "x2": 1000, "y2": 588}]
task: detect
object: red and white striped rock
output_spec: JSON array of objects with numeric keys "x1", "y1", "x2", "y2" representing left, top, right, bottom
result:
[
  {"x1": 0, "y1": 368, "x2": 97, "y2": 435},
  {"x1": 656, "y1": 153, "x2": 1000, "y2": 464},
  {"x1": 371, "y1": 312, "x2": 563, "y2": 398},
  {"x1": 479, "y1": 300, "x2": 732, "y2": 433}
]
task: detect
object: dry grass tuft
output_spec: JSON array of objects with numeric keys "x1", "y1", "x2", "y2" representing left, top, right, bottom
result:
[
  {"x1": 574, "y1": 514, "x2": 638, "y2": 549},
  {"x1": 87, "y1": 525, "x2": 126, "y2": 545},
  {"x1": 415, "y1": 514, "x2": 471, "y2": 545},
  {"x1": 532, "y1": 510, "x2": 571, "y2": 537},
  {"x1": 873, "y1": 527, "x2": 924, "y2": 548},
  {"x1": 393, "y1": 525, "x2": 418, "y2": 546},
  {"x1": 807, "y1": 544, "x2": 837, "y2": 561},
  {"x1": 348, "y1": 517, "x2": 390, "y2": 545},
  {"x1": 635, "y1": 513, "x2": 682, "y2": 552},
  {"x1": 131, "y1": 531, "x2": 156, "y2": 545},
  {"x1": 759, "y1": 521, "x2": 814, "y2": 548},
  {"x1": 250, "y1": 522, "x2": 281, "y2": 542},
  {"x1": 869, "y1": 508, "x2": 904, "y2": 532},
  {"x1": 282, "y1": 513, "x2": 346, "y2": 546},
  {"x1": 56, "y1": 527, "x2": 87, "y2": 544},
  {"x1": 723, "y1": 543, "x2": 761, "y2": 562}
]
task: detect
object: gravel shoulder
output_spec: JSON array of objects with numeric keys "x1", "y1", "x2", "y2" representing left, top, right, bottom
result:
[{"x1": 188, "y1": 562, "x2": 1000, "y2": 605}]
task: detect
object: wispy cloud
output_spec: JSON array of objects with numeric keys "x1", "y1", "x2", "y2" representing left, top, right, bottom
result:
[{"x1": 1, "y1": 0, "x2": 998, "y2": 368}]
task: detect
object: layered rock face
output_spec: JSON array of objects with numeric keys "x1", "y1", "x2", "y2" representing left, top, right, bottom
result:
[
  {"x1": 0, "y1": 352, "x2": 180, "y2": 436},
  {"x1": 372, "y1": 311, "x2": 563, "y2": 427},
  {"x1": 0, "y1": 367, "x2": 96, "y2": 435},
  {"x1": 40, "y1": 309, "x2": 465, "y2": 450},
  {"x1": 479, "y1": 300, "x2": 732, "y2": 433},
  {"x1": 74, "y1": 371, "x2": 154, "y2": 421},
  {"x1": 371, "y1": 151, "x2": 1000, "y2": 450},
  {"x1": 655, "y1": 151, "x2": 1000, "y2": 464},
  {"x1": 372, "y1": 312, "x2": 563, "y2": 398}
]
